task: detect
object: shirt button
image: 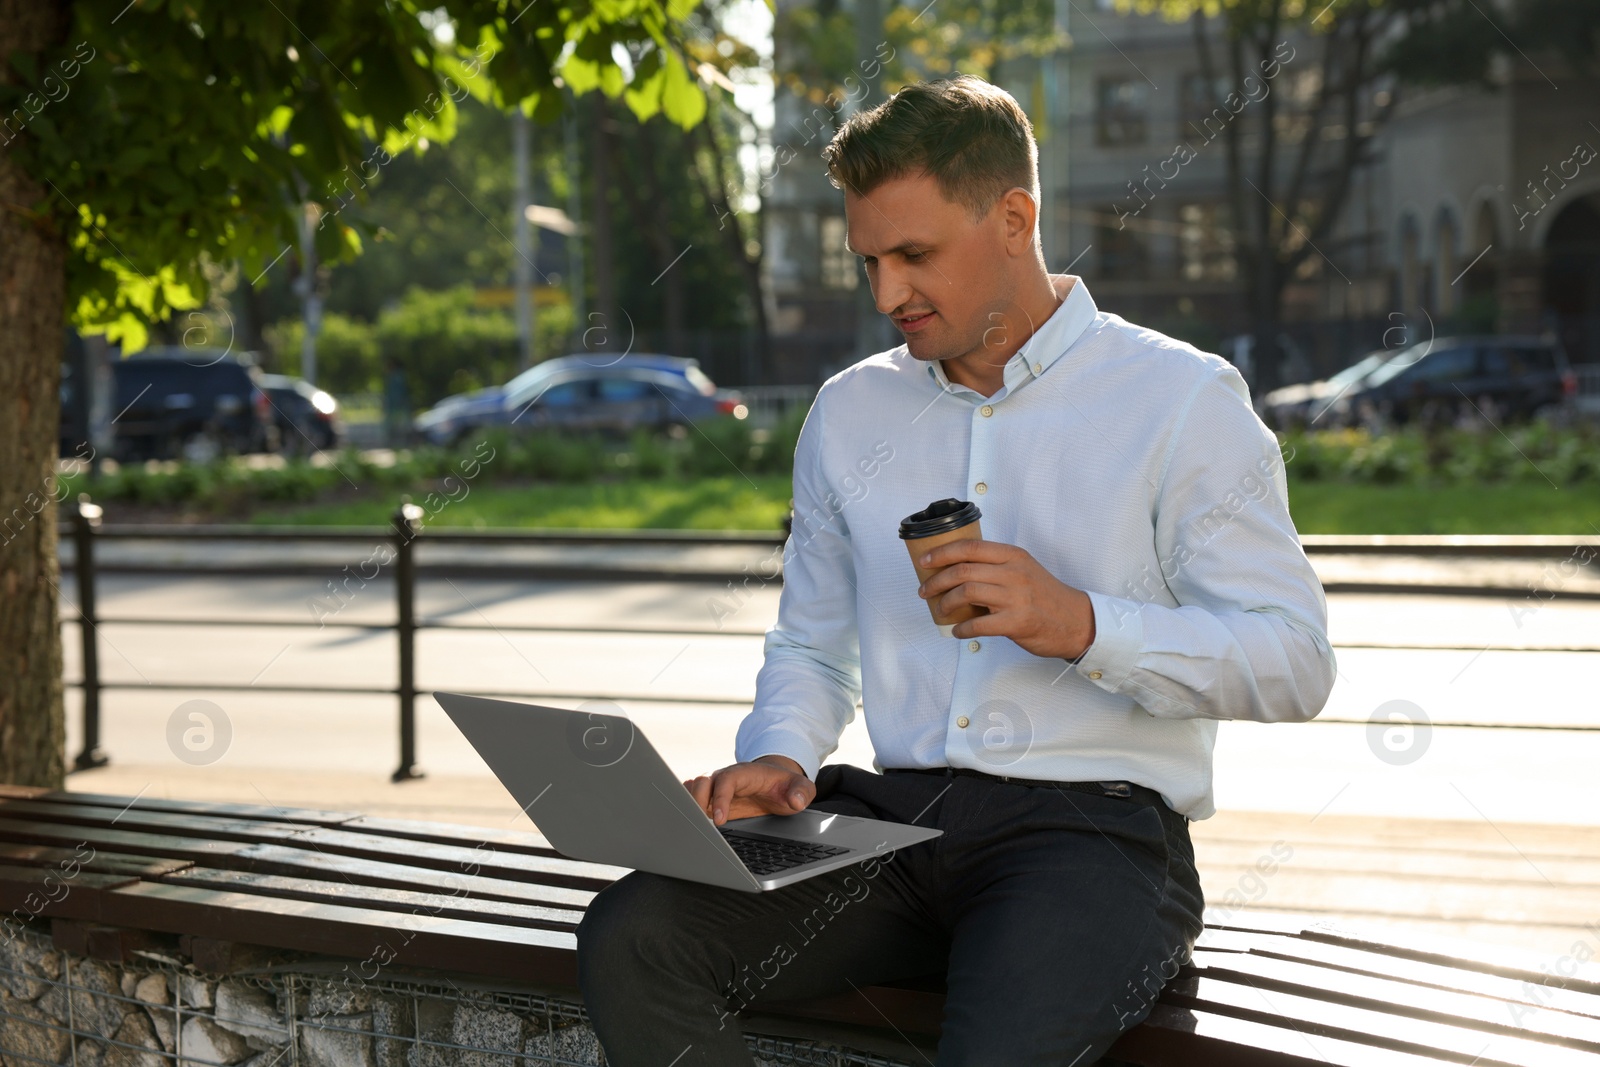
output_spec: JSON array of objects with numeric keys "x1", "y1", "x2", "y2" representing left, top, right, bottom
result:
[
  {"x1": 1088, "y1": 670, "x2": 1103, "y2": 680},
  {"x1": 1033, "y1": 362, "x2": 1043, "y2": 374},
  {"x1": 956, "y1": 715, "x2": 971, "y2": 728},
  {"x1": 968, "y1": 640, "x2": 981, "y2": 652},
  {"x1": 980, "y1": 405, "x2": 994, "y2": 417},
  {"x1": 974, "y1": 482, "x2": 988, "y2": 494}
]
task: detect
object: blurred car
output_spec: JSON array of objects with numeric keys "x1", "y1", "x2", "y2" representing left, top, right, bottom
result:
[
  {"x1": 1262, "y1": 349, "x2": 1398, "y2": 430},
  {"x1": 414, "y1": 354, "x2": 746, "y2": 445},
  {"x1": 258, "y1": 373, "x2": 343, "y2": 453},
  {"x1": 109, "y1": 347, "x2": 273, "y2": 461},
  {"x1": 1327, "y1": 335, "x2": 1576, "y2": 428}
]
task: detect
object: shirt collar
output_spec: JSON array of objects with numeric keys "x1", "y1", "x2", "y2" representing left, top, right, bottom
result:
[{"x1": 926, "y1": 274, "x2": 1099, "y2": 394}]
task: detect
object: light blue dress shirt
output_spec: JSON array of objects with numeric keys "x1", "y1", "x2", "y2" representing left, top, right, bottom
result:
[{"x1": 734, "y1": 275, "x2": 1337, "y2": 819}]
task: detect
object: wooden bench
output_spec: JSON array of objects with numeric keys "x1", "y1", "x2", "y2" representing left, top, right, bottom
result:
[{"x1": 2, "y1": 785, "x2": 1598, "y2": 1065}]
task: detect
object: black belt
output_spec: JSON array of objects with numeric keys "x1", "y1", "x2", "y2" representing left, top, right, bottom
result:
[{"x1": 883, "y1": 766, "x2": 1164, "y2": 806}]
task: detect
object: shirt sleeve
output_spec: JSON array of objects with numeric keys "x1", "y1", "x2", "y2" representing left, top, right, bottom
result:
[
  {"x1": 733, "y1": 390, "x2": 862, "y2": 778},
  {"x1": 1071, "y1": 362, "x2": 1338, "y2": 723}
]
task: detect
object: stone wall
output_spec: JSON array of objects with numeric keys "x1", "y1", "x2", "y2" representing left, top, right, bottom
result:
[{"x1": 0, "y1": 923, "x2": 918, "y2": 1067}]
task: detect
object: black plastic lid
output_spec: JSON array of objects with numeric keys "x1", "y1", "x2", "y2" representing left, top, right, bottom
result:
[{"x1": 898, "y1": 498, "x2": 981, "y2": 540}]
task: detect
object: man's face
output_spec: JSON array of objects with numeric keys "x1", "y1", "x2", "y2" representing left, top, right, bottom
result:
[{"x1": 844, "y1": 171, "x2": 1012, "y2": 366}]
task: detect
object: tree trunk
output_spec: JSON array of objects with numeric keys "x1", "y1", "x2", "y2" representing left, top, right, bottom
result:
[
  {"x1": 1250, "y1": 263, "x2": 1286, "y2": 400},
  {"x1": 587, "y1": 96, "x2": 620, "y2": 351},
  {"x1": 688, "y1": 104, "x2": 770, "y2": 381},
  {"x1": 0, "y1": 0, "x2": 71, "y2": 788},
  {"x1": 612, "y1": 117, "x2": 686, "y2": 357}
]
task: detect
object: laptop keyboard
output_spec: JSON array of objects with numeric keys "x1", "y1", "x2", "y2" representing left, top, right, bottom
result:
[{"x1": 719, "y1": 828, "x2": 851, "y2": 876}]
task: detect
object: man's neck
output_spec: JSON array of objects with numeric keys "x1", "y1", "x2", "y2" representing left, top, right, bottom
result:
[{"x1": 940, "y1": 272, "x2": 1067, "y2": 397}]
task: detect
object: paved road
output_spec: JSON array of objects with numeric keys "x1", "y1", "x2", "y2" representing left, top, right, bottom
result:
[{"x1": 57, "y1": 573, "x2": 1599, "y2": 827}]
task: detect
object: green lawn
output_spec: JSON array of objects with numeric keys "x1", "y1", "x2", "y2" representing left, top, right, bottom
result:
[
  {"x1": 248, "y1": 475, "x2": 796, "y2": 531},
  {"x1": 248, "y1": 475, "x2": 1600, "y2": 535},
  {"x1": 1286, "y1": 481, "x2": 1600, "y2": 535}
]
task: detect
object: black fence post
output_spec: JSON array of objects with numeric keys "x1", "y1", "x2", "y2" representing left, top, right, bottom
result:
[
  {"x1": 71, "y1": 494, "x2": 109, "y2": 771},
  {"x1": 392, "y1": 497, "x2": 425, "y2": 782}
]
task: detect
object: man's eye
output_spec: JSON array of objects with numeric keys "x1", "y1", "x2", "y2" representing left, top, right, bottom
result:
[{"x1": 906, "y1": 251, "x2": 926, "y2": 262}]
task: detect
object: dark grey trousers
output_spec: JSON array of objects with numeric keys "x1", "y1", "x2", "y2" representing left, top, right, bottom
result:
[{"x1": 576, "y1": 763, "x2": 1205, "y2": 1065}]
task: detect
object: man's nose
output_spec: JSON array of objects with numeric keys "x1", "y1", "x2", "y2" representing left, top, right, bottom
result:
[{"x1": 871, "y1": 262, "x2": 913, "y2": 317}]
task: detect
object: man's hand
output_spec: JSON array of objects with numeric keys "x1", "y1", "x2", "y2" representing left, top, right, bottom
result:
[
  {"x1": 683, "y1": 754, "x2": 814, "y2": 827},
  {"x1": 916, "y1": 539, "x2": 1096, "y2": 659}
]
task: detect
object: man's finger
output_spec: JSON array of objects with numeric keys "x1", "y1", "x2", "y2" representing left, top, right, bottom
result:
[
  {"x1": 687, "y1": 775, "x2": 712, "y2": 816},
  {"x1": 949, "y1": 609, "x2": 1012, "y2": 639},
  {"x1": 917, "y1": 539, "x2": 1016, "y2": 570},
  {"x1": 709, "y1": 771, "x2": 742, "y2": 826},
  {"x1": 935, "y1": 580, "x2": 1011, "y2": 618},
  {"x1": 918, "y1": 560, "x2": 1008, "y2": 598},
  {"x1": 785, "y1": 776, "x2": 815, "y2": 811}
]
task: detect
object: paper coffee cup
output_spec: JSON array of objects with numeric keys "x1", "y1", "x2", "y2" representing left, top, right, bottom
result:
[{"x1": 899, "y1": 498, "x2": 988, "y2": 637}]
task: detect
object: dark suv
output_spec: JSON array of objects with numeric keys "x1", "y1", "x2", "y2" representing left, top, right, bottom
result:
[
  {"x1": 110, "y1": 348, "x2": 274, "y2": 461},
  {"x1": 1329, "y1": 336, "x2": 1576, "y2": 428}
]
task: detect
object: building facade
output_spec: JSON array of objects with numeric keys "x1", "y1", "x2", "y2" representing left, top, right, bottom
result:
[{"x1": 764, "y1": 0, "x2": 1600, "y2": 387}]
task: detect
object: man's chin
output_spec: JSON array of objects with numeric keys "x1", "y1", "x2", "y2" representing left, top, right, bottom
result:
[{"x1": 899, "y1": 330, "x2": 945, "y2": 362}]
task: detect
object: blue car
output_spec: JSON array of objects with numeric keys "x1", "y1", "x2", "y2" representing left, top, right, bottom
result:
[{"x1": 413, "y1": 354, "x2": 745, "y2": 445}]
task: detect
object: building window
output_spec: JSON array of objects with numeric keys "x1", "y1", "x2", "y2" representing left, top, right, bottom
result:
[
  {"x1": 1434, "y1": 209, "x2": 1458, "y2": 316},
  {"x1": 1180, "y1": 73, "x2": 1231, "y2": 128},
  {"x1": 1096, "y1": 78, "x2": 1148, "y2": 146},
  {"x1": 1179, "y1": 203, "x2": 1237, "y2": 281},
  {"x1": 1398, "y1": 215, "x2": 1421, "y2": 314},
  {"x1": 819, "y1": 215, "x2": 858, "y2": 290},
  {"x1": 1096, "y1": 207, "x2": 1148, "y2": 280}
]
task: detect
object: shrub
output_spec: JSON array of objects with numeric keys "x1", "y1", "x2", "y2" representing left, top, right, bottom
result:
[{"x1": 265, "y1": 312, "x2": 382, "y2": 394}]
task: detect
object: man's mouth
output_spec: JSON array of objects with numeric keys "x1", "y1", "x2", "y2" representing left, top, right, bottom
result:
[{"x1": 897, "y1": 310, "x2": 936, "y2": 332}]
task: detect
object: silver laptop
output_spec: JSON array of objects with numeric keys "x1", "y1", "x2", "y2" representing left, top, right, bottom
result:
[{"x1": 434, "y1": 692, "x2": 942, "y2": 892}]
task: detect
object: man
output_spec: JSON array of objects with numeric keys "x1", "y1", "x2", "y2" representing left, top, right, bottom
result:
[{"x1": 577, "y1": 75, "x2": 1336, "y2": 1065}]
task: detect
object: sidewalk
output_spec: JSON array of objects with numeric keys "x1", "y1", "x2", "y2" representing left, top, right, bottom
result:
[{"x1": 58, "y1": 536, "x2": 1600, "y2": 597}]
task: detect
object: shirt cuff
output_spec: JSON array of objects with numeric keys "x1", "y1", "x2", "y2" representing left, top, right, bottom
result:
[
  {"x1": 1073, "y1": 590, "x2": 1144, "y2": 691},
  {"x1": 735, "y1": 727, "x2": 821, "y2": 781}
]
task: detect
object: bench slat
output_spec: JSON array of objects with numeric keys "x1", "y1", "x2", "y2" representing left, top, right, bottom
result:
[
  {"x1": 95, "y1": 881, "x2": 580, "y2": 986},
  {"x1": 228, "y1": 842, "x2": 600, "y2": 909},
  {"x1": 1111, "y1": 1002, "x2": 1489, "y2": 1067},
  {"x1": 0, "y1": 819, "x2": 599, "y2": 911},
  {"x1": 226, "y1": 843, "x2": 599, "y2": 910},
  {"x1": 0, "y1": 841, "x2": 193, "y2": 880},
  {"x1": 0, "y1": 799, "x2": 324, "y2": 846},
  {"x1": 338, "y1": 815, "x2": 561, "y2": 856},
  {"x1": 1208, "y1": 913, "x2": 1600, "y2": 994},
  {"x1": 10, "y1": 792, "x2": 577, "y2": 864},
  {"x1": 0, "y1": 863, "x2": 137, "y2": 925},
  {"x1": 14, "y1": 789, "x2": 362, "y2": 826},
  {"x1": 0, "y1": 820, "x2": 257, "y2": 866},
  {"x1": 155, "y1": 866, "x2": 586, "y2": 931},
  {"x1": 1198, "y1": 927, "x2": 1600, "y2": 1021},
  {"x1": 0, "y1": 812, "x2": 621, "y2": 894},
  {"x1": 1188, "y1": 947, "x2": 1600, "y2": 1050},
  {"x1": 1162, "y1": 972, "x2": 1592, "y2": 1067},
  {"x1": 280, "y1": 826, "x2": 628, "y2": 889}
]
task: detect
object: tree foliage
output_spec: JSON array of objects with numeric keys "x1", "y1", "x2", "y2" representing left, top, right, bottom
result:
[
  {"x1": 777, "y1": 0, "x2": 1066, "y2": 114},
  {"x1": 0, "y1": 0, "x2": 709, "y2": 351}
]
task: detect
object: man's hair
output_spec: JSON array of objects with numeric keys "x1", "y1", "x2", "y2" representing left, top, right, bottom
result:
[{"x1": 822, "y1": 75, "x2": 1040, "y2": 223}]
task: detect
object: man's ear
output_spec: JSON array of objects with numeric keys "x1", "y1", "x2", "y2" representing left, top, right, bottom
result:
[{"x1": 1001, "y1": 187, "x2": 1038, "y2": 256}]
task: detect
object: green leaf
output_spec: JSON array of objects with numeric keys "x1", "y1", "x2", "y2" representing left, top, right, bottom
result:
[
  {"x1": 598, "y1": 58, "x2": 625, "y2": 97},
  {"x1": 560, "y1": 53, "x2": 602, "y2": 93},
  {"x1": 623, "y1": 49, "x2": 665, "y2": 120},
  {"x1": 660, "y1": 50, "x2": 705, "y2": 128}
]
